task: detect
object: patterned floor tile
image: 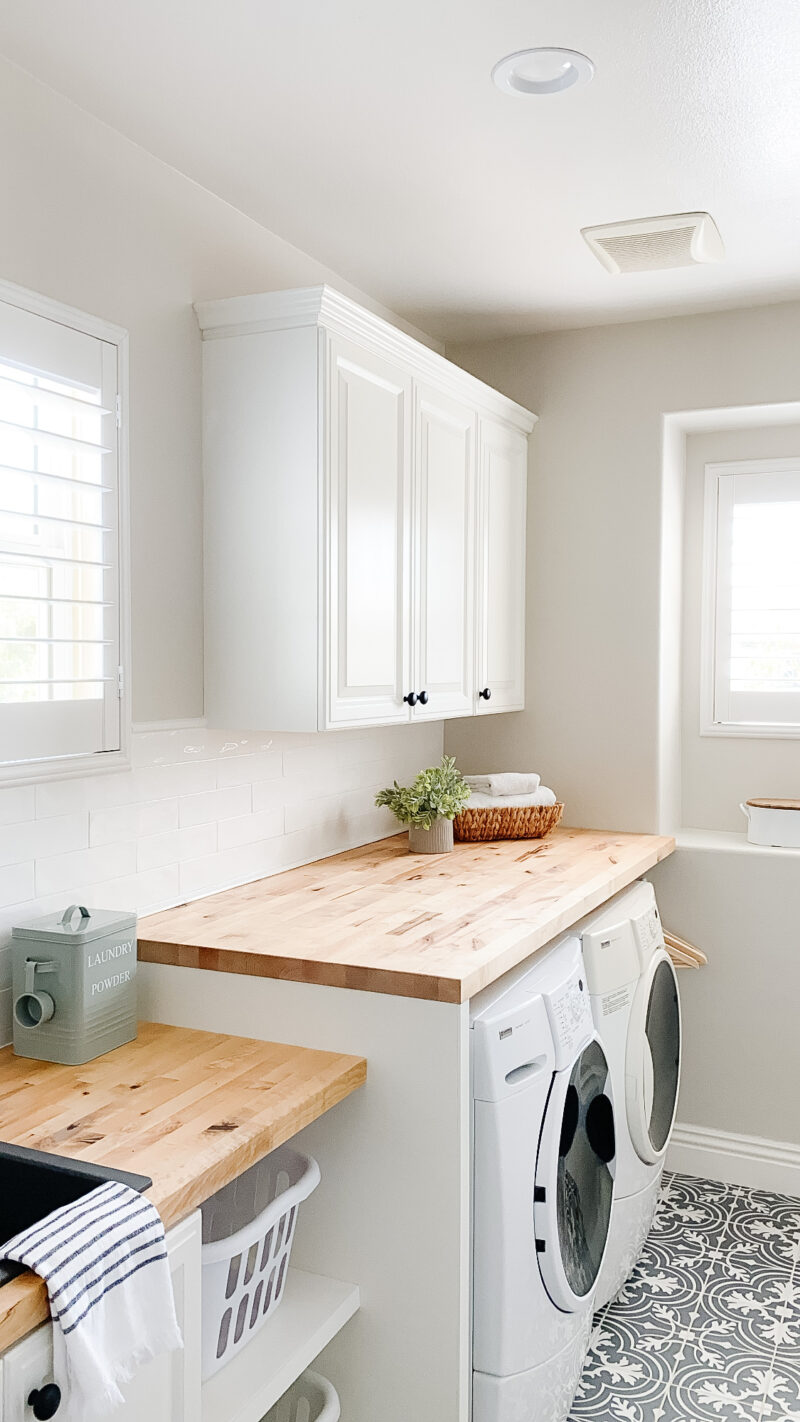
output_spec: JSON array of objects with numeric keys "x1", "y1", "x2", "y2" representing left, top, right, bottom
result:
[
  {"x1": 756, "y1": 1354, "x2": 800, "y2": 1422},
  {"x1": 665, "y1": 1349, "x2": 774, "y2": 1421},
  {"x1": 568, "y1": 1174, "x2": 800, "y2": 1422},
  {"x1": 692, "y1": 1267, "x2": 800, "y2": 1353},
  {"x1": 717, "y1": 1201, "x2": 800, "y2": 1276},
  {"x1": 569, "y1": 1313, "x2": 681, "y2": 1419}
]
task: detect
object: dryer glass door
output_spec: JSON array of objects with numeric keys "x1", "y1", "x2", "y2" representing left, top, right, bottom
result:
[
  {"x1": 534, "y1": 1037, "x2": 615, "y2": 1311},
  {"x1": 641, "y1": 956, "x2": 681, "y2": 1155}
]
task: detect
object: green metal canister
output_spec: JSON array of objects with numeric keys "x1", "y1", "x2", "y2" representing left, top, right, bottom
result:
[{"x1": 11, "y1": 904, "x2": 137, "y2": 1064}]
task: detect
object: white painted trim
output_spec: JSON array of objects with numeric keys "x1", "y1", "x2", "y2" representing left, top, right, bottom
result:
[
  {"x1": 700, "y1": 456, "x2": 800, "y2": 740},
  {"x1": 667, "y1": 1122, "x2": 800, "y2": 1196},
  {"x1": 0, "y1": 748, "x2": 132, "y2": 789},
  {"x1": 194, "y1": 285, "x2": 537, "y2": 435},
  {"x1": 0, "y1": 284, "x2": 132, "y2": 785},
  {"x1": 0, "y1": 276, "x2": 128, "y2": 346},
  {"x1": 132, "y1": 717, "x2": 208, "y2": 733}
]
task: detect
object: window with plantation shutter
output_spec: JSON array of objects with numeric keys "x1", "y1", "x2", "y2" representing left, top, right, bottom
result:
[
  {"x1": 0, "y1": 284, "x2": 128, "y2": 775},
  {"x1": 702, "y1": 458, "x2": 800, "y2": 736}
]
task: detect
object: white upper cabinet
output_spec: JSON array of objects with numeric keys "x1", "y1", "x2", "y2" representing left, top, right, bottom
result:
[
  {"x1": 326, "y1": 335, "x2": 412, "y2": 727},
  {"x1": 196, "y1": 287, "x2": 536, "y2": 732},
  {"x1": 412, "y1": 383, "x2": 476, "y2": 720},
  {"x1": 476, "y1": 419, "x2": 529, "y2": 715}
]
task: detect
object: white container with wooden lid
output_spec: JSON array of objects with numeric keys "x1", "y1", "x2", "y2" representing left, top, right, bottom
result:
[{"x1": 740, "y1": 799, "x2": 800, "y2": 848}]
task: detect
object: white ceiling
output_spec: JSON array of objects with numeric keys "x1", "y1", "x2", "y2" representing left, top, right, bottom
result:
[{"x1": 1, "y1": 0, "x2": 800, "y2": 341}]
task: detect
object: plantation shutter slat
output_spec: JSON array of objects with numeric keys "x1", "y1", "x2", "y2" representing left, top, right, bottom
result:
[{"x1": 0, "y1": 298, "x2": 121, "y2": 766}]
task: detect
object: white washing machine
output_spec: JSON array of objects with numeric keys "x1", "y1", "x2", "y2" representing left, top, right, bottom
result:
[
  {"x1": 580, "y1": 879, "x2": 681, "y2": 1310},
  {"x1": 472, "y1": 934, "x2": 617, "y2": 1422}
]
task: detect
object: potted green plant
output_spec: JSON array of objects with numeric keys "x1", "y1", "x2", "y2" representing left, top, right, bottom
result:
[{"x1": 375, "y1": 756, "x2": 470, "y2": 853}]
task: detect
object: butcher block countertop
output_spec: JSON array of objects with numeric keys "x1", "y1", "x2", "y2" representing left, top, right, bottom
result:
[
  {"x1": 0, "y1": 1021, "x2": 366, "y2": 1351},
  {"x1": 139, "y1": 827, "x2": 675, "y2": 1004}
]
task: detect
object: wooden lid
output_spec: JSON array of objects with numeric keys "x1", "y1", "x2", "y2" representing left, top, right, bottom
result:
[{"x1": 746, "y1": 798, "x2": 800, "y2": 810}]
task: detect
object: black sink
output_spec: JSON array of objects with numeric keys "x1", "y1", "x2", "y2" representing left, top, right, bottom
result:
[{"x1": 0, "y1": 1141, "x2": 152, "y2": 1287}]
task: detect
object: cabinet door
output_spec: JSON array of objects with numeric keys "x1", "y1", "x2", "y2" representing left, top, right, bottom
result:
[
  {"x1": 325, "y1": 334, "x2": 412, "y2": 727},
  {"x1": 475, "y1": 420, "x2": 528, "y2": 714},
  {"x1": 0, "y1": 1213, "x2": 201, "y2": 1422},
  {"x1": 412, "y1": 384, "x2": 476, "y2": 720}
]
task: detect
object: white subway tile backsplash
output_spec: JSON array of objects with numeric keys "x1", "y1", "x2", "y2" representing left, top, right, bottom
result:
[
  {"x1": 0, "y1": 989, "x2": 10, "y2": 1047},
  {"x1": 0, "y1": 863, "x2": 34, "y2": 908},
  {"x1": 90, "y1": 799, "x2": 179, "y2": 847},
  {"x1": 35, "y1": 777, "x2": 90, "y2": 819},
  {"x1": 217, "y1": 750, "x2": 283, "y2": 788},
  {"x1": 179, "y1": 784, "x2": 251, "y2": 829},
  {"x1": 35, "y1": 842, "x2": 137, "y2": 897},
  {"x1": 0, "y1": 719, "x2": 443, "y2": 1045},
  {"x1": 137, "y1": 823, "x2": 217, "y2": 872},
  {"x1": 0, "y1": 786, "x2": 35, "y2": 826},
  {"x1": 218, "y1": 807, "x2": 284, "y2": 850}
]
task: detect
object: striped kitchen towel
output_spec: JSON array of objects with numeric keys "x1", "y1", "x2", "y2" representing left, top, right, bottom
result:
[{"x1": 1, "y1": 1181, "x2": 182, "y2": 1421}]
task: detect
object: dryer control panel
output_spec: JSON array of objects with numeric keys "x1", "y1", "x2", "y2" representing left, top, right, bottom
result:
[{"x1": 630, "y1": 896, "x2": 665, "y2": 967}]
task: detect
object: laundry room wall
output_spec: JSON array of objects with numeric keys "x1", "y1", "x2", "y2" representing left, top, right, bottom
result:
[
  {"x1": 0, "y1": 56, "x2": 445, "y2": 1045},
  {"x1": 445, "y1": 301, "x2": 800, "y2": 1175},
  {"x1": 0, "y1": 53, "x2": 440, "y2": 725}
]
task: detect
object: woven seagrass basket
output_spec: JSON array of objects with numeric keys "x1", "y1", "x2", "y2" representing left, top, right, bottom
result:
[{"x1": 453, "y1": 802, "x2": 564, "y2": 843}]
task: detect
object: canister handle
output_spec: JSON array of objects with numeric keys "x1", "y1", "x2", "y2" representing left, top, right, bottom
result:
[{"x1": 60, "y1": 904, "x2": 90, "y2": 930}]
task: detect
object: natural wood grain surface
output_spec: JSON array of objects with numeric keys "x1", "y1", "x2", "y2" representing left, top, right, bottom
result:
[
  {"x1": 0, "y1": 1021, "x2": 366, "y2": 1351},
  {"x1": 139, "y1": 828, "x2": 675, "y2": 1003}
]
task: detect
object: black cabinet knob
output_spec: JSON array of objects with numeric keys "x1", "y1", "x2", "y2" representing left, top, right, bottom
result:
[
  {"x1": 28, "y1": 1386, "x2": 62, "y2": 1419},
  {"x1": 418, "y1": 690, "x2": 429, "y2": 706},
  {"x1": 403, "y1": 692, "x2": 418, "y2": 706},
  {"x1": 479, "y1": 687, "x2": 491, "y2": 701}
]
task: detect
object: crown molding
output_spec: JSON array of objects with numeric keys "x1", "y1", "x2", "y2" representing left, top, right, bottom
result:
[{"x1": 194, "y1": 285, "x2": 537, "y2": 434}]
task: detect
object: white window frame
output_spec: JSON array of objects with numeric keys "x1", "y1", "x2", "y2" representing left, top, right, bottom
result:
[
  {"x1": 701, "y1": 456, "x2": 800, "y2": 739},
  {"x1": 0, "y1": 278, "x2": 131, "y2": 786}
]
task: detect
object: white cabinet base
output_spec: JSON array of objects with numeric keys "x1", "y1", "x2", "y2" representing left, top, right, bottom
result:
[{"x1": 0, "y1": 1213, "x2": 201, "y2": 1422}]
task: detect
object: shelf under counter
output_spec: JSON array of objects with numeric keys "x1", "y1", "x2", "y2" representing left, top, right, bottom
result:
[{"x1": 201, "y1": 1268, "x2": 359, "y2": 1422}]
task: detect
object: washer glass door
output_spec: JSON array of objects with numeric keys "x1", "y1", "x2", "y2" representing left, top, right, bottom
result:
[{"x1": 534, "y1": 1037, "x2": 615, "y2": 1310}]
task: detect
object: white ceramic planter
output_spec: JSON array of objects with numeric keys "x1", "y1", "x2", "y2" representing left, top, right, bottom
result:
[
  {"x1": 408, "y1": 817, "x2": 454, "y2": 854},
  {"x1": 740, "y1": 799, "x2": 800, "y2": 848}
]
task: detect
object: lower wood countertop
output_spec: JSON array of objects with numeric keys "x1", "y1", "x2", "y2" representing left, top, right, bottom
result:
[
  {"x1": 139, "y1": 827, "x2": 675, "y2": 1003},
  {"x1": 0, "y1": 1021, "x2": 366, "y2": 1352}
]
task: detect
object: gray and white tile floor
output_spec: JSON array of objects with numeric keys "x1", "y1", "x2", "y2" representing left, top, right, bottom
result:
[{"x1": 569, "y1": 1173, "x2": 800, "y2": 1422}]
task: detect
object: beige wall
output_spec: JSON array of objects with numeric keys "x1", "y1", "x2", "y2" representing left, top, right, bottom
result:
[
  {"x1": 0, "y1": 56, "x2": 436, "y2": 723},
  {"x1": 445, "y1": 301, "x2": 800, "y2": 832},
  {"x1": 445, "y1": 302, "x2": 800, "y2": 1148}
]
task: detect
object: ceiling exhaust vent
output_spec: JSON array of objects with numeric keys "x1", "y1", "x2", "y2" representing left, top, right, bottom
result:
[{"x1": 581, "y1": 212, "x2": 724, "y2": 275}]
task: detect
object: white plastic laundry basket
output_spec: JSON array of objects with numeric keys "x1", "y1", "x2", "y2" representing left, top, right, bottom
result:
[
  {"x1": 262, "y1": 1370, "x2": 341, "y2": 1422},
  {"x1": 200, "y1": 1145, "x2": 321, "y2": 1379}
]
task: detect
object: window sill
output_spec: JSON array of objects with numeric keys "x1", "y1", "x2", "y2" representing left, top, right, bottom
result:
[
  {"x1": 675, "y1": 827, "x2": 800, "y2": 857},
  {"x1": 0, "y1": 748, "x2": 131, "y2": 790}
]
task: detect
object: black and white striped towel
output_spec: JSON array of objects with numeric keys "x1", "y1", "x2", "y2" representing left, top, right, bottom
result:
[{"x1": 1, "y1": 1181, "x2": 182, "y2": 1421}]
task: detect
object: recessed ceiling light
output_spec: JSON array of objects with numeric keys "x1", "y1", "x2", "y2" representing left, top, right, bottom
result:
[{"x1": 492, "y1": 47, "x2": 595, "y2": 97}]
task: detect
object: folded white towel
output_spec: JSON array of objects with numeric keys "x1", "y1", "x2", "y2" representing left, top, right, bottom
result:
[
  {"x1": 1, "y1": 1181, "x2": 182, "y2": 1421},
  {"x1": 466, "y1": 786, "x2": 557, "y2": 808},
  {"x1": 465, "y1": 773, "x2": 541, "y2": 797}
]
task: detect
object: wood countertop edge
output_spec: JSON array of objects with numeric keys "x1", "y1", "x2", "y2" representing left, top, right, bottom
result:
[
  {"x1": 0, "y1": 1038, "x2": 367, "y2": 1354},
  {"x1": 139, "y1": 833, "x2": 676, "y2": 1004}
]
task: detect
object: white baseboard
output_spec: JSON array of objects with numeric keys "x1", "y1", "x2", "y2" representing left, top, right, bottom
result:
[{"x1": 667, "y1": 1122, "x2": 800, "y2": 1197}]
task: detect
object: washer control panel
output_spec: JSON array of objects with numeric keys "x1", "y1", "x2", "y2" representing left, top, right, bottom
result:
[{"x1": 545, "y1": 971, "x2": 593, "y2": 1069}]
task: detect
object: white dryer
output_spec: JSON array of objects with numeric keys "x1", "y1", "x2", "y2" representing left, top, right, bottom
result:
[
  {"x1": 472, "y1": 934, "x2": 617, "y2": 1422},
  {"x1": 580, "y1": 879, "x2": 681, "y2": 1310}
]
